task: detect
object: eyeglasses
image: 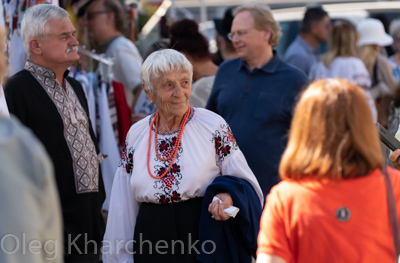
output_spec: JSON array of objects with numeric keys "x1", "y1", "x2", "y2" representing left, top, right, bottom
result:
[
  {"x1": 227, "y1": 28, "x2": 253, "y2": 41},
  {"x1": 85, "y1": 11, "x2": 109, "y2": 20}
]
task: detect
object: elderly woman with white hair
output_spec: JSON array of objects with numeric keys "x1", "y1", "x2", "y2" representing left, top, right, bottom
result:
[{"x1": 103, "y1": 49, "x2": 263, "y2": 263}]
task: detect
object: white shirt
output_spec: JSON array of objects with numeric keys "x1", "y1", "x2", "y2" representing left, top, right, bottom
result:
[
  {"x1": 190, "y1": 75, "x2": 215, "y2": 108},
  {"x1": 309, "y1": 57, "x2": 377, "y2": 122},
  {"x1": 0, "y1": 86, "x2": 9, "y2": 117},
  {"x1": 103, "y1": 107, "x2": 263, "y2": 263},
  {"x1": 104, "y1": 36, "x2": 143, "y2": 108}
]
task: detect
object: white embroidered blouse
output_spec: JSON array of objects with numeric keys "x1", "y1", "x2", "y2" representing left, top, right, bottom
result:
[{"x1": 103, "y1": 107, "x2": 263, "y2": 263}]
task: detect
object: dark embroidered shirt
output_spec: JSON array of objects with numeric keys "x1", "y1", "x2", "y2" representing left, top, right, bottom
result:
[{"x1": 5, "y1": 62, "x2": 105, "y2": 257}]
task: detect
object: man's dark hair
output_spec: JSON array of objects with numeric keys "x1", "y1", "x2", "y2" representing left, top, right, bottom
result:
[
  {"x1": 301, "y1": 7, "x2": 328, "y2": 33},
  {"x1": 169, "y1": 18, "x2": 210, "y2": 61},
  {"x1": 104, "y1": 0, "x2": 128, "y2": 35}
]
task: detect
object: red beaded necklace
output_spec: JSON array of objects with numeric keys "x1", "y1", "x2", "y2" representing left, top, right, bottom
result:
[{"x1": 147, "y1": 105, "x2": 191, "y2": 179}]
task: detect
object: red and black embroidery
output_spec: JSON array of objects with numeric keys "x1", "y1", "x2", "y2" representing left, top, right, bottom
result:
[
  {"x1": 119, "y1": 142, "x2": 134, "y2": 174},
  {"x1": 157, "y1": 136, "x2": 180, "y2": 160},
  {"x1": 212, "y1": 123, "x2": 238, "y2": 164},
  {"x1": 152, "y1": 136, "x2": 183, "y2": 204}
]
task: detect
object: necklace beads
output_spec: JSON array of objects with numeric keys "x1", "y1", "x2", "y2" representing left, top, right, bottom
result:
[{"x1": 147, "y1": 105, "x2": 191, "y2": 179}]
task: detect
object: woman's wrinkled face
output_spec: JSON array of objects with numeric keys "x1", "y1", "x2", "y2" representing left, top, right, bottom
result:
[{"x1": 146, "y1": 71, "x2": 191, "y2": 119}]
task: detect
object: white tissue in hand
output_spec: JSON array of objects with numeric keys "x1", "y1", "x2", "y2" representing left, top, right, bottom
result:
[{"x1": 212, "y1": 196, "x2": 240, "y2": 218}]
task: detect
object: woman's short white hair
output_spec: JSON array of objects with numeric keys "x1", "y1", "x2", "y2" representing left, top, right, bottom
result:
[
  {"x1": 140, "y1": 49, "x2": 193, "y2": 93},
  {"x1": 21, "y1": 4, "x2": 69, "y2": 55}
]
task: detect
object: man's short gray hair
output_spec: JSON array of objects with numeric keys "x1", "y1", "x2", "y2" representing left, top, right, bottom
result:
[
  {"x1": 140, "y1": 49, "x2": 193, "y2": 93},
  {"x1": 233, "y1": 1, "x2": 282, "y2": 47},
  {"x1": 21, "y1": 4, "x2": 69, "y2": 55}
]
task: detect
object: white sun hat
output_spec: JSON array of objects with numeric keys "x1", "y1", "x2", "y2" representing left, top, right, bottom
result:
[{"x1": 357, "y1": 18, "x2": 393, "y2": 46}]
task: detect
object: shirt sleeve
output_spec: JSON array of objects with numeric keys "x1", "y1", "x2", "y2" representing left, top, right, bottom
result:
[
  {"x1": 212, "y1": 119, "x2": 264, "y2": 205},
  {"x1": 4, "y1": 81, "x2": 29, "y2": 126},
  {"x1": 102, "y1": 165, "x2": 139, "y2": 263},
  {"x1": 257, "y1": 188, "x2": 292, "y2": 262},
  {"x1": 0, "y1": 86, "x2": 9, "y2": 117},
  {"x1": 205, "y1": 69, "x2": 222, "y2": 114},
  {"x1": 112, "y1": 47, "x2": 142, "y2": 93}
]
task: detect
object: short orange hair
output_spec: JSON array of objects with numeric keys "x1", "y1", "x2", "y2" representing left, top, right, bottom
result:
[{"x1": 280, "y1": 79, "x2": 384, "y2": 180}]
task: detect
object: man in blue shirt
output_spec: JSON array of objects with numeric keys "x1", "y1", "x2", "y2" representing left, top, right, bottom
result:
[
  {"x1": 284, "y1": 6, "x2": 331, "y2": 76},
  {"x1": 206, "y1": 2, "x2": 309, "y2": 197}
]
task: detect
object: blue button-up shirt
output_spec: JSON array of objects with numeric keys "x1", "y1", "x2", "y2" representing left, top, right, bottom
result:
[{"x1": 206, "y1": 51, "x2": 309, "y2": 196}]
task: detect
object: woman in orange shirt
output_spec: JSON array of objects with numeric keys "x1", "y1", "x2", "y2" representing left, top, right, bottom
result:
[{"x1": 257, "y1": 79, "x2": 400, "y2": 263}]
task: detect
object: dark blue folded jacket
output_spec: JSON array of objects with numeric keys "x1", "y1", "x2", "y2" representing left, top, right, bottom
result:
[{"x1": 196, "y1": 175, "x2": 262, "y2": 263}]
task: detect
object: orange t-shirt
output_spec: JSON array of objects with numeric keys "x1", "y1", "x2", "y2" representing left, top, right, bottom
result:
[{"x1": 257, "y1": 167, "x2": 400, "y2": 263}]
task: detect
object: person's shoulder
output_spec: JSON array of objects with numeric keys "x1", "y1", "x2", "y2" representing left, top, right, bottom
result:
[
  {"x1": 5, "y1": 70, "x2": 32, "y2": 84},
  {"x1": 4, "y1": 70, "x2": 35, "y2": 92},
  {"x1": 107, "y1": 36, "x2": 142, "y2": 62},
  {"x1": 109, "y1": 36, "x2": 139, "y2": 51},
  {"x1": 126, "y1": 114, "x2": 152, "y2": 139},
  {"x1": 0, "y1": 115, "x2": 46, "y2": 155},
  {"x1": 192, "y1": 107, "x2": 225, "y2": 126},
  {"x1": 266, "y1": 180, "x2": 301, "y2": 204},
  {"x1": 335, "y1": 56, "x2": 364, "y2": 65},
  {"x1": 278, "y1": 59, "x2": 309, "y2": 80},
  {"x1": 218, "y1": 57, "x2": 242, "y2": 70},
  {"x1": 215, "y1": 58, "x2": 241, "y2": 81},
  {"x1": 193, "y1": 75, "x2": 215, "y2": 86},
  {"x1": 283, "y1": 36, "x2": 304, "y2": 58},
  {"x1": 376, "y1": 53, "x2": 393, "y2": 68}
]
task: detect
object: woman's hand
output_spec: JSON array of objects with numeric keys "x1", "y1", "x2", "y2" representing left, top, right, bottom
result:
[
  {"x1": 208, "y1": 192, "x2": 233, "y2": 221},
  {"x1": 389, "y1": 149, "x2": 400, "y2": 170}
]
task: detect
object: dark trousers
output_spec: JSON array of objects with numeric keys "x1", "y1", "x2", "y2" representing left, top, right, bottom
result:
[{"x1": 134, "y1": 198, "x2": 203, "y2": 263}]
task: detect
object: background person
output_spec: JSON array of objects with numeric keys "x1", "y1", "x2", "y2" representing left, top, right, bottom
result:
[
  {"x1": 206, "y1": 2, "x2": 308, "y2": 197},
  {"x1": 257, "y1": 78, "x2": 400, "y2": 263},
  {"x1": 358, "y1": 17, "x2": 396, "y2": 127},
  {"x1": 81, "y1": 0, "x2": 143, "y2": 110},
  {"x1": 284, "y1": 6, "x2": 331, "y2": 76},
  {"x1": 169, "y1": 18, "x2": 218, "y2": 108},
  {"x1": 0, "y1": 23, "x2": 62, "y2": 263},
  {"x1": 4, "y1": 5, "x2": 105, "y2": 262},
  {"x1": 213, "y1": 7, "x2": 237, "y2": 64},
  {"x1": 309, "y1": 20, "x2": 377, "y2": 121},
  {"x1": 389, "y1": 18, "x2": 400, "y2": 82},
  {"x1": 103, "y1": 49, "x2": 263, "y2": 263}
]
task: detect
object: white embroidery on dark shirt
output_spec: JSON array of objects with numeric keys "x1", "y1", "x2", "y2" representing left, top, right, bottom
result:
[{"x1": 25, "y1": 61, "x2": 99, "y2": 193}]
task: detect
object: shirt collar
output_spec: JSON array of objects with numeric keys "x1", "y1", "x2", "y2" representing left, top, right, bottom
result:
[
  {"x1": 24, "y1": 61, "x2": 70, "y2": 79},
  {"x1": 238, "y1": 50, "x2": 280, "y2": 73}
]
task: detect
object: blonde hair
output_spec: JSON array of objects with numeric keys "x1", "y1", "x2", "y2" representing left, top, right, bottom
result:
[
  {"x1": 280, "y1": 79, "x2": 384, "y2": 180},
  {"x1": 359, "y1": 44, "x2": 381, "y2": 76},
  {"x1": 233, "y1": 2, "x2": 281, "y2": 47},
  {"x1": 0, "y1": 27, "x2": 8, "y2": 78},
  {"x1": 322, "y1": 21, "x2": 360, "y2": 67}
]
